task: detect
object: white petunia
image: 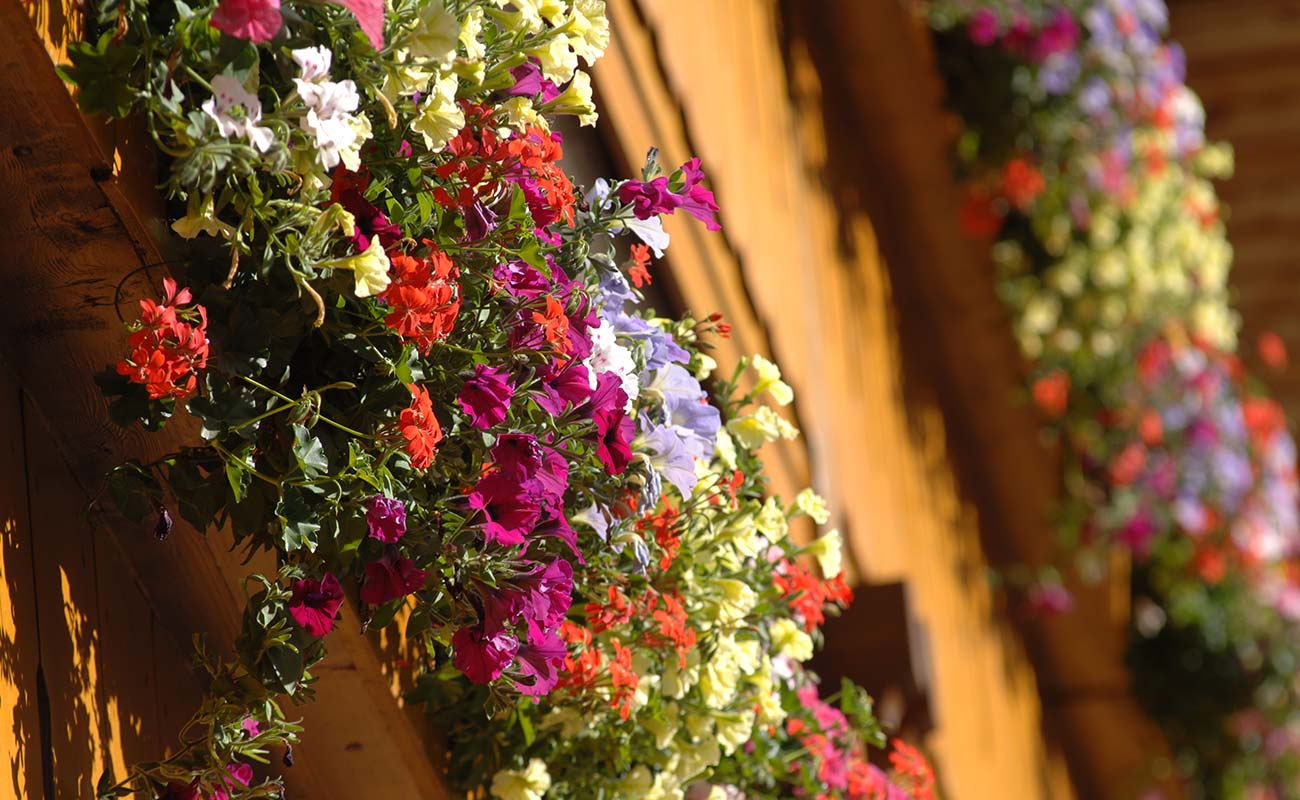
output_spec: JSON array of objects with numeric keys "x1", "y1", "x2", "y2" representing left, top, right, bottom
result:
[{"x1": 203, "y1": 75, "x2": 274, "y2": 153}]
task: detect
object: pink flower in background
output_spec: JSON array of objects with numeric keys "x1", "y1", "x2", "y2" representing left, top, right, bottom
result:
[
  {"x1": 211, "y1": 0, "x2": 385, "y2": 48},
  {"x1": 210, "y1": 0, "x2": 283, "y2": 42},
  {"x1": 288, "y1": 573, "x2": 344, "y2": 636},
  {"x1": 968, "y1": 8, "x2": 1000, "y2": 45},
  {"x1": 333, "y1": 0, "x2": 385, "y2": 48}
]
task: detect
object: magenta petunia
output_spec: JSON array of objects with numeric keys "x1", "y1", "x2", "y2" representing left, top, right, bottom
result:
[
  {"x1": 359, "y1": 553, "x2": 429, "y2": 605},
  {"x1": 331, "y1": 0, "x2": 385, "y2": 48},
  {"x1": 288, "y1": 573, "x2": 344, "y2": 637},
  {"x1": 365, "y1": 495, "x2": 407, "y2": 542},
  {"x1": 459, "y1": 364, "x2": 515, "y2": 430},
  {"x1": 618, "y1": 176, "x2": 681, "y2": 219},
  {"x1": 210, "y1": 0, "x2": 283, "y2": 42},
  {"x1": 617, "y1": 158, "x2": 721, "y2": 231},
  {"x1": 468, "y1": 472, "x2": 542, "y2": 546},
  {"x1": 589, "y1": 372, "x2": 633, "y2": 475},
  {"x1": 514, "y1": 558, "x2": 573, "y2": 637},
  {"x1": 676, "y1": 158, "x2": 722, "y2": 231},
  {"x1": 226, "y1": 764, "x2": 254, "y2": 788},
  {"x1": 513, "y1": 626, "x2": 567, "y2": 697},
  {"x1": 452, "y1": 624, "x2": 518, "y2": 684},
  {"x1": 337, "y1": 187, "x2": 402, "y2": 253},
  {"x1": 535, "y1": 360, "x2": 592, "y2": 416}
]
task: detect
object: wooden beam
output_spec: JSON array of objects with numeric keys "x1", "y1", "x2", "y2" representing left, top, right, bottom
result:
[{"x1": 0, "y1": 2, "x2": 448, "y2": 796}]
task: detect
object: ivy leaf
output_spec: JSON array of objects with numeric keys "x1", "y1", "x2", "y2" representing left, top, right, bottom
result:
[
  {"x1": 292, "y1": 424, "x2": 329, "y2": 478},
  {"x1": 276, "y1": 486, "x2": 321, "y2": 552},
  {"x1": 225, "y1": 457, "x2": 252, "y2": 504}
]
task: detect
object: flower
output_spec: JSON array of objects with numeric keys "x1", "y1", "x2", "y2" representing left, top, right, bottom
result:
[
  {"x1": 202, "y1": 75, "x2": 274, "y2": 152},
  {"x1": 795, "y1": 488, "x2": 831, "y2": 525},
  {"x1": 459, "y1": 364, "x2": 515, "y2": 429},
  {"x1": 412, "y1": 74, "x2": 465, "y2": 152},
  {"x1": 547, "y1": 71, "x2": 597, "y2": 127},
  {"x1": 365, "y1": 496, "x2": 407, "y2": 542},
  {"x1": 210, "y1": 0, "x2": 282, "y2": 42},
  {"x1": 1259, "y1": 331, "x2": 1288, "y2": 370},
  {"x1": 490, "y1": 758, "x2": 551, "y2": 800},
  {"x1": 750, "y1": 354, "x2": 793, "y2": 406},
  {"x1": 408, "y1": 0, "x2": 460, "y2": 66},
  {"x1": 727, "y1": 406, "x2": 783, "y2": 450},
  {"x1": 292, "y1": 47, "x2": 368, "y2": 170},
  {"x1": 288, "y1": 573, "x2": 344, "y2": 637},
  {"x1": 769, "y1": 617, "x2": 813, "y2": 661},
  {"x1": 359, "y1": 553, "x2": 429, "y2": 605},
  {"x1": 453, "y1": 624, "x2": 519, "y2": 684},
  {"x1": 333, "y1": 0, "x2": 385, "y2": 49},
  {"x1": 115, "y1": 279, "x2": 210, "y2": 401},
  {"x1": 807, "y1": 529, "x2": 843, "y2": 578},
  {"x1": 399, "y1": 384, "x2": 443, "y2": 470},
  {"x1": 172, "y1": 194, "x2": 236, "y2": 240},
  {"x1": 1031, "y1": 369, "x2": 1070, "y2": 417},
  {"x1": 468, "y1": 472, "x2": 542, "y2": 546},
  {"x1": 380, "y1": 248, "x2": 461, "y2": 352},
  {"x1": 324, "y1": 231, "x2": 392, "y2": 298}
]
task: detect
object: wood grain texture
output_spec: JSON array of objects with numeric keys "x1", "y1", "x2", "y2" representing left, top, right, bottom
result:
[{"x1": 0, "y1": 1, "x2": 449, "y2": 796}]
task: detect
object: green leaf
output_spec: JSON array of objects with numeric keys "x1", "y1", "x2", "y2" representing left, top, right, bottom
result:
[
  {"x1": 292, "y1": 424, "x2": 329, "y2": 478},
  {"x1": 276, "y1": 486, "x2": 321, "y2": 552}
]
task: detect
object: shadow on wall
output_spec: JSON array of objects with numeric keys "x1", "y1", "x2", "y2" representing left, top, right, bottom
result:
[{"x1": 0, "y1": 374, "x2": 203, "y2": 799}]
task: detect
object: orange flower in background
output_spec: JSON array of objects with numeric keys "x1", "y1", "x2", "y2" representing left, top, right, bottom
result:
[
  {"x1": 532, "y1": 295, "x2": 571, "y2": 355},
  {"x1": 1108, "y1": 441, "x2": 1148, "y2": 487},
  {"x1": 586, "y1": 585, "x2": 633, "y2": 633},
  {"x1": 1243, "y1": 397, "x2": 1287, "y2": 447},
  {"x1": 646, "y1": 591, "x2": 696, "y2": 668},
  {"x1": 1194, "y1": 545, "x2": 1227, "y2": 585},
  {"x1": 399, "y1": 384, "x2": 443, "y2": 470},
  {"x1": 1139, "y1": 409, "x2": 1164, "y2": 445},
  {"x1": 959, "y1": 187, "x2": 1003, "y2": 238},
  {"x1": 1032, "y1": 369, "x2": 1071, "y2": 418},
  {"x1": 1259, "y1": 331, "x2": 1288, "y2": 371},
  {"x1": 1001, "y1": 157, "x2": 1045, "y2": 210},
  {"x1": 888, "y1": 738, "x2": 937, "y2": 800},
  {"x1": 628, "y1": 244, "x2": 652, "y2": 289},
  {"x1": 608, "y1": 639, "x2": 639, "y2": 720}
]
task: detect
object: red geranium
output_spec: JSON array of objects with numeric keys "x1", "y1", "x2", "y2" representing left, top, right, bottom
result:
[
  {"x1": 380, "y1": 246, "x2": 461, "y2": 353},
  {"x1": 399, "y1": 384, "x2": 443, "y2": 470},
  {"x1": 116, "y1": 278, "x2": 210, "y2": 401}
]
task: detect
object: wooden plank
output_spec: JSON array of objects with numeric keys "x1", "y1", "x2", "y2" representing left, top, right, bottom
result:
[
  {"x1": 0, "y1": 371, "x2": 47, "y2": 800},
  {"x1": 24, "y1": 390, "x2": 114, "y2": 799}
]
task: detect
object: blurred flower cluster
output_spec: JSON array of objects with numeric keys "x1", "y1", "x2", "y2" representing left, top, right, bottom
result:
[{"x1": 926, "y1": 1, "x2": 1300, "y2": 795}]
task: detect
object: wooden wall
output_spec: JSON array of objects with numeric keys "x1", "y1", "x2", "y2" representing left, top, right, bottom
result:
[
  {"x1": 1172, "y1": 1, "x2": 1300, "y2": 416},
  {"x1": 595, "y1": 2, "x2": 1087, "y2": 797},
  {"x1": 0, "y1": 368, "x2": 204, "y2": 800}
]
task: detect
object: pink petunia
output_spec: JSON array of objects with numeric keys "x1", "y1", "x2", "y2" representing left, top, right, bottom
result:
[{"x1": 210, "y1": 0, "x2": 283, "y2": 42}]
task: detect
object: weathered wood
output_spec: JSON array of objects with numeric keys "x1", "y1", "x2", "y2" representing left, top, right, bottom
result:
[
  {"x1": 0, "y1": 1, "x2": 449, "y2": 796},
  {"x1": 0, "y1": 374, "x2": 47, "y2": 800}
]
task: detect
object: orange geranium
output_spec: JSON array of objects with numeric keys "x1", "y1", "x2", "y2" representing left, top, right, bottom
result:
[{"x1": 399, "y1": 384, "x2": 443, "y2": 470}]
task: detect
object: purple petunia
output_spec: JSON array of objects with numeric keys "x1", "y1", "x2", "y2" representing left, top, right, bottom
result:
[
  {"x1": 452, "y1": 624, "x2": 519, "y2": 684},
  {"x1": 359, "y1": 552, "x2": 429, "y2": 605},
  {"x1": 365, "y1": 495, "x2": 407, "y2": 543},
  {"x1": 459, "y1": 364, "x2": 515, "y2": 430},
  {"x1": 468, "y1": 472, "x2": 542, "y2": 546},
  {"x1": 288, "y1": 573, "x2": 344, "y2": 637}
]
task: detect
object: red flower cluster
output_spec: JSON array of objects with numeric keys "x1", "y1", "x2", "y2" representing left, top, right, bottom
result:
[
  {"x1": 887, "y1": 738, "x2": 937, "y2": 800},
  {"x1": 774, "y1": 558, "x2": 854, "y2": 633},
  {"x1": 116, "y1": 278, "x2": 209, "y2": 400},
  {"x1": 608, "y1": 639, "x2": 638, "y2": 720},
  {"x1": 432, "y1": 107, "x2": 575, "y2": 229},
  {"x1": 399, "y1": 384, "x2": 443, "y2": 470},
  {"x1": 380, "y1": 246, "x2": 461, "y2": 353},
  {"x1": 585, "y1": 585, "x2": 633, "y2": 633},
  {"x1": 532, "y1": 295, "x2": 572, "y2": 355},
  {"x1": 644, "y1": 591, "x2": 696, "y2": 668},
  {"x1": 627, "y1": 244, "x2": 652, "y2": 289},
  {"x1": 638, "y1": 505, "x2": 680, "y2": 570}
]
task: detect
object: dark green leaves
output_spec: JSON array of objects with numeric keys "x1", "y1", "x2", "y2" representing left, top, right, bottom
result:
[{"x1": 58, "y1": 32, "x2": 141, "y2": 118}]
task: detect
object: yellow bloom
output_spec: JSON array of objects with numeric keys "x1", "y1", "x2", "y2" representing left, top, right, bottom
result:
[
  {"x1": 408, "y1": 0, "x2": 460, "y2": 67},
  {"x1": 490, "y1": 759, "x2": 551, "y2": 800},
  {"x1": 327, "y1": 237, "x2": 391, "y2": 298},
  {"x1": 459, "y1": 6, "x2": 486, "y2": 62},
  {"x1": 807, "y1": 528, "x2": 844, "y2": 579},
  {"x1": 794, "y1": 488, "x2": 830, "y2": 524},
  {"x1": 750, "y1": 354, "x2": 793, "y2": 406},
  {"x1": 412, "y1": 74, "x2": 465, "y2": 152},
  {"x1": 715, "y1": 710, "x2": 756, "y2": 756},
  {"x1": 564, "y1": 0, "x2": 610, "y2": 64},
  {"x1": 501, "y1": 96, "x2": 546, "y2": 132},
  {"x1": 547, "y1": 70, "x2": 597, "y2": 127},
  {"x1": 712, "y1": 579, "x2": 757, "y2": 628},
  {"x1": 755, "y1": 496, "x2": 788, "y2": 540},
  {"x1": 171, "y1": 193, "x2": 235, "y2": 240},
  {"x1": 769, "y1": 617, "x2": 814, "y2": 662},
  {"x1": 714, "y1": 427, "x2": 737, "y2": 470},
  {"x1": 726, "y1": 406, "x2": 782, "y2": 450},
  {"x1": 530, "y1": 36, "x2": 578, "y2": 84}
]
